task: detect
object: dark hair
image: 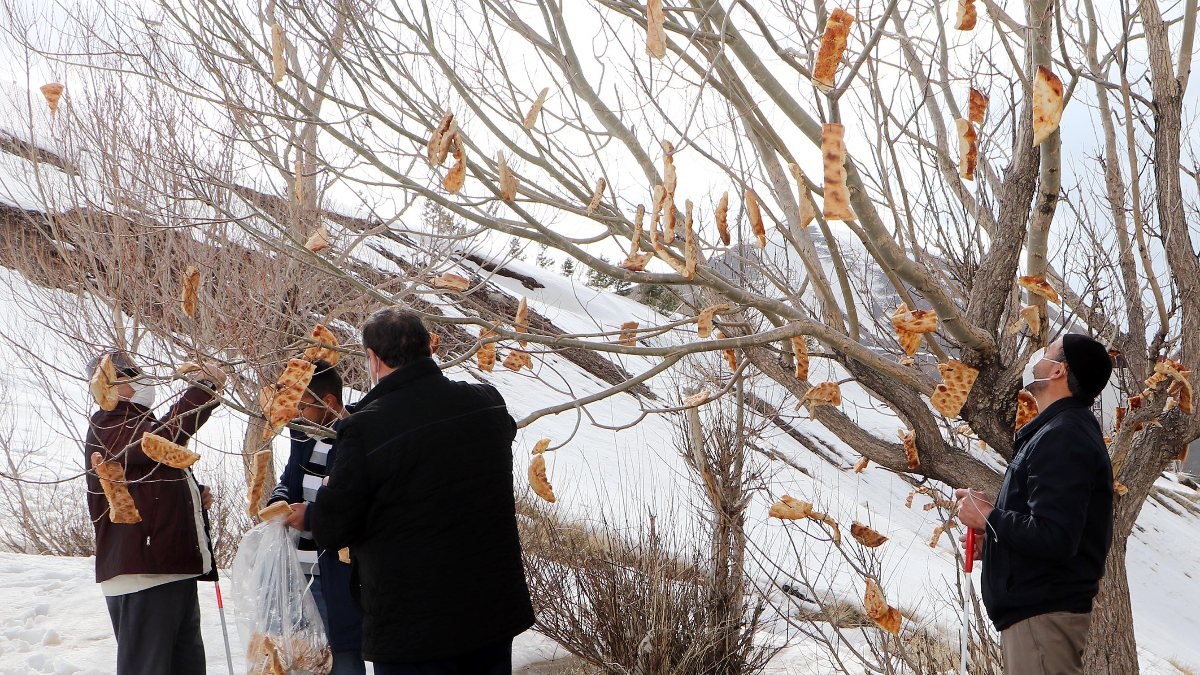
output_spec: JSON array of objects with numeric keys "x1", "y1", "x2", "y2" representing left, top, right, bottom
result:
[
  {"x1": 307, "y1": 360, "x2": 343, "y2": 403},
  {"x1": 361, "y1": 308, "x2": 431, "y2": 369}
]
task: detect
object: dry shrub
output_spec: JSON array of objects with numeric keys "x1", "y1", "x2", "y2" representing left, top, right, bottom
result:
[{"x1": 518, "y1": 497, "x2": 775, "y2": 675}]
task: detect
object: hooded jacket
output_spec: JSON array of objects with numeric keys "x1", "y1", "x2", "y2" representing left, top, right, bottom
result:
[
  {"x1": 981, "y1": 396, "x2": 1114, "y2": 630},
  {"x1": 309, "y1": 357, "x2": 535, "y2": 662},
  {"x1": 84, "y1": 387, "x2": 219, "y2": 583}
]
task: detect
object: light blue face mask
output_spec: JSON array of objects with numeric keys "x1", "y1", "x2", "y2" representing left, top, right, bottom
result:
[
  {"x1": 129, "y1": 381, "x2": 157, "y2": 408},
  {"x1": 1022, "y1": 347, "x2": 1063, "y2": 390}
]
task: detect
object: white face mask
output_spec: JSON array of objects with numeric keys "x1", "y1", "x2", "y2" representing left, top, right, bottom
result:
[
  {"x1": 129, "y1": 381, "x2": 157, "y2": 408},
  {"x1": 1022, "y1": 347, "x2": 1063, "y2": 390},
  {"x1": 366, "y1": 354, "x2": 379, "y2": 390}
]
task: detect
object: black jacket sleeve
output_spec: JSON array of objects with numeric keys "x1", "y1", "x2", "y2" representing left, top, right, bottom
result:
[
  {"x1": 987, "y1": 426, "x2": 1096, "y2": 561},
  {"x1": 309, "y1": 421, "x2": 372, "y2": 551}
]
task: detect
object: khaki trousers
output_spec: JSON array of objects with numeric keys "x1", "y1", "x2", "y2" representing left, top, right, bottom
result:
[{"x1": 1001, "y1": 611, "x2": 1092, "y2": 675}]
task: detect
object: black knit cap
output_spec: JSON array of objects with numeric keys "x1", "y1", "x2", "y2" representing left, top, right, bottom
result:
[{"x1": 1061, "y1": 333, "x2": 1113, "y2": 401}]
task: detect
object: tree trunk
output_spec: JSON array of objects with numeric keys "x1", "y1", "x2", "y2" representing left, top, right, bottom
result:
[{"x1": 1082, "y1": 538, "x2": 1138, "y2": 671}]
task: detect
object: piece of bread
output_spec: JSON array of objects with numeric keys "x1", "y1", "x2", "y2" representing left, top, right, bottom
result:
[
  {"x1": 802, "y1": 381, "x2": 842, "y2": 408},
  {"x1": 430, "y1": 272, "x2": 471, "y2": 293},
  {"x1": 715, "y1": 191, "x2": 731, "y2": 246},
  {"x1": 968, "y1": 88, "x2": 988, "y2": 124},
  {"x1": 789, "y1": 163, "x2": 818, "y2": 228},
  {"x1": 619, "y1": 252, "x2": 653, "y2": 271},
  {"x1": 257, "y1": 500, "x2": 292, "y2": 522},
  {"x1": 1032, "y1": 65, "x2": 1064, "y2": 147},
  {"x1": 91, "y1": 453, "x2": 141, "y2": 524},
  {"x1": 682, "y1": 390, "x2": 711, "y2": 407},
  {"x1": 850, "y1": 522, "x2": 888, "y2": 548},
  {"x1": 898, "y1": 428, "x2": 920, "y2": 470},
  {"x1": 646, "y1": 0, "x2": 666, "y2": 59},
  {"x1": 863, "y1": 578, "x2": 902, "y2": 635},
  {"x1": 768, "y1": 495, "x2": 813, "y2": 520},
  {"x1": 618, "y1": 321, "x2": 639, "y2": 347},
  {"x1": 476, "y1": 329, "x2": 496, "y2": 373},
  {"x1": 821, "y1": 123, "x2": 856, "y2": 221},
  {"x1": 528, "y1": 454, "x2": 556, "y2": 503},
  {"x1": 811, "y1": 9, "x2": 854, "y2": 90},
  {"x1": 523, "y1": 87, "x2": 549, "y2": 130},
  {"x1": 745, "y1": 189, "x2": 767, "y2": 248},
  {"x1": 891, "y1": 303, "x2": 939, "y2": 334},
  {"x1": 853, "y1": 456, "x2": 869, "y2": 473},
  {"x1": 683, "y1": 200, "x2": 698, "y2": 279},
  {"x1": 531, "y1": 438, "x2": 551, "y2": 455},
  {"x1": 270, "y1": 23, "x2": 286, "y2": 84},
  {"x1": 303, "y1": 324, "x2": 340, "y2": 365},
  {"x1": 442, "y1": 135, "x2": 467, "y2": 194},
  {"x1": 930, "y1": 359, "x2": 979, "y2": 418},
  {"x1": 497, "y1": 151, "x2": 519, "y2": 201},
  {"x1": 954, "y1": 0, "x2": 977, "y2": 30},
  {"x1": 246, "y1": 449, "x2": 274, "y2": 517},
  {"x1": 180, "y1": 265, "x2": 200, "y2": 319},
  {"x1": 40, "y1": 82, "x2": 64, "y2": 113},
  {"x1": 428, "y1": 113, "x2": 456, "y2": 166},
  {"x1": 90, "y1": 354, "x2": 119, "y2": 412},
  {"x1": 792, "y1": 335, "x2": 810, "y2": 381},
  {"x1": 1017, "y1": 275, "x2": 1061, "y2": 304},
  {"x1": 502, "y1": 350, "x2": 532, "y2": 373},
  {"x1": 262, "y1": 359, "x2": 317, "y2": 439},
  {"x1": 141, "y1": 433, "x2": 201, "y2": 469},
  {"x1": 586, "y1": 178, "x2": 606, "y2": 215},
  {"x1": 956, "y1": 118, "x2": 978, "y2": 181},
  {"x1": 697, "y1": 304, "x2": 731, "y2": 339},
  {"x1": 1015, "y1": 390, "x2": 1039, "y2": 430}
]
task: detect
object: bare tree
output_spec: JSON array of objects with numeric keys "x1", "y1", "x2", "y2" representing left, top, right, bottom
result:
[{"x1": 2, "y1": 0, "x2": 1199, "y2": 671}]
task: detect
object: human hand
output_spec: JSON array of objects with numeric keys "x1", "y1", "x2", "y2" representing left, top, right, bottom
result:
[
  {"x1": 201, "y1": 486, "x2": 213, "y2": 510},
  {"x1": 285, "y1": 503, "x2": 307, "y2": 531},
  {"x1": 199, "y1": 362, "x2": 228, "y2": 390},
  {"x1": 955, "y1": 488, "x2": 993, "y2": 530}
]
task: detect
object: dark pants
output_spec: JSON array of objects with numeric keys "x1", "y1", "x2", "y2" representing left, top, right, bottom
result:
[
  {"x1": 308, "y1": 574, "x2": 366, "y2": 675},
  {"x1": 373, "y1": 640, "x2": 512, "y2": 675},
  {"x1": 105, "y1": 578, "x2": 204, "y2": 675}
]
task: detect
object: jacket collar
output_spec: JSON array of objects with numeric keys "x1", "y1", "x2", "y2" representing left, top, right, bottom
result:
[
  {"x1": 1015, "y1": 395, "x2": 1090, "y2": 444},
  {"x1": 356, "y1": 357, "x2": 443, "y2": 409}
]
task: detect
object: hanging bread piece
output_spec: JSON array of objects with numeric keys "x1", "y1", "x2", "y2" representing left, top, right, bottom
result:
[
  {"x1": 683, "y1": 390, "x2": 711, "y2": 407},
  {"x1": 1017, "y1": 275, "x2": 1061, "y2": 304},
  {"x1": 661, "y1": 141, "x2": 678, "y2": 244},
  {"x1": 853, "y1": 456, "x2": 869, "y2": 473},
  {"x1": 442, "y1": 134, "x2": 467, "y2": 194},
  {"x1": 768, "y1": 495, "x2": 813, "y2": 520},
  {"x1": 645, "y1": 0, "x2": 666, "y2": 59},
  {"x1": 502, "y1": 350, "x2": 532, "y2": 372},
  {"x1": 523, "y1": 87, "x2": 550, "y2": 130},
  {"x1": 696, "y1": 304, "x2": 730, "y2": 339},
  {"x1": 529, "y1": 454, "x2": 557, "y2": 503},
  {"x1": 304, "y1": 324, "x2": 341, "y2": 365},
  {"x1": 954, "y1": 0, "x2": 977, "y2": 31},
  {"x1": 713, "y1": 330, "x2": 738, "y2": 371},
  {"x1": 898, "y1": 428, "x2": 920, "y2": 470},
  {"x1": 429, "y1": 332, "x2": 441, "y2": 354},
  {"x1": 792, "y1": 335, "x2": 810, "y2": 381},
  {"x1": 141, "y1": 433, "x2": 201, "y2": 469},
  {"x1": 618, "y1": 321, "x2": 639, "y2": 347},
  {"x1": 621, "y1": 204, "x2": 652, "y2": 271},
  {"x1": 715, "y1": 191, "x2": 731, "y2": 246},
  {"x1": 1019, "y1": 305, "x2": 1042, "y2": 338},
  {"x1": 863, "y1": 578, "x2": 903, "y2": 635},
  {"x1": 929, "y1": 521, "x2": 957, "y2": 548},
  {"x1": 246, "y1": 449, "x2": 274, "y2": 517},
  {"x1": 789, "y1": 163, "x2": 818, "y2": 228},
  {"x1": 91, "y1": 453, "x2": 141, "y2": 524},
  {"x1": 745, "y1": 189, "x2": 767, "y2": 248},
  {"x1": 968, "y1": 88, "x2": 989, "y2": 124},
  {"x1": 181, "y1": 265, "x2": 201, "y2": 319},
  {"x1": 271, "y1": 24, "x2": 286, "y2": 83},
  {"x1": 956, "y1": 119, "x2": 977, "y2": 181},
  {"x1": 257, "y1": 501, "x2": 292, "y2": 522},
  {"x1": 649, "y1": 185, "x2": 666, "y2": 247},
  {"x1": 930, "y1": 360, "x2": 979, "y2": 418},
  {"x1": 890, "y1": 303, "x2": 936, "y2": 357},
  {"x1": 801, "y1": 382, "x2": 842, "y2": 409},
  {"x1": 821, "y1": 123, "x2": 856, "y2": 221},
  {"x1": 497, "y1": 151, "x2": 519, "y2": 201},
  {"x1": 40, "y1": 82, "x2": 65, "y2": 114},
  {"x1": 429, "y1": 272, "x2": 471, "y2": 292},
  {"x1": 811, "y1": 9, "x2": 854, "y2": 91},
  {"x1": 683, "y1": 200, "x2": 698, "y2": 279},
  {"x1": 1032, "y1": 65, "x2": 1065, "y2": 147},
  {"x1": 476, "y1": 329, "x2": 497, "y2": 372},
  {"x1": 586, "y1": 178, "x2": 606, "y2": 215},
  {"x1": 304, "y1": 225, "x2": 330, "y2": 253},
  {"x1": 262, "y1": 359, "x2": 317, "y2": 439},
  {"x1": 850, "y1": 522, "x2": 888, "y2": 548},
  {"x1": 1015, "y1": 390, "x2": 1039, "y2": 430},
  {"x1": 90, "y1": 354, "x2": 119, "y2": 411},
  {"x1": 514, "y1": 298, "x2": 530, "y2": 347},
  {"x1": 532, "y1": 438, "x2": 552, "y2": 455},
  {"x1": 427, "y1": 113, "x2": 456, "y2": 166}
]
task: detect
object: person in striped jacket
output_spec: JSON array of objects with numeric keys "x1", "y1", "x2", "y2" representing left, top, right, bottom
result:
[{"x1": 267, "y1": 360, "x2": 364, "y2": 675}]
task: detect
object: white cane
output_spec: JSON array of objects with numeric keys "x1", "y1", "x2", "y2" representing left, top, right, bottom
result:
[
  {"x1": 960, "y1": 526, "x2": 977, "y2": 675},
  {"x1": 214, "y1": 580, "x2": 236, "y2": 675}
]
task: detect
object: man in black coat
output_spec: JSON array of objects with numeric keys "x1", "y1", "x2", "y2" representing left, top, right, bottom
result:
[
  {"x1": 957, "y1": 333, "x2": 1114, "y2": 674},
  {"x1": 296, "y1": 308, "x2": 534, "y2": 674}
]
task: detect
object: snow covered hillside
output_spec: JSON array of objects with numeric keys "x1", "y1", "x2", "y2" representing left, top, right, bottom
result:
[{"x1": 1, "y1": 254, "x2": 1199, "y2": 673}]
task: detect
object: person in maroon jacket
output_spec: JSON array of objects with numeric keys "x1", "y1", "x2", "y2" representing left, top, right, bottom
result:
[{"x1": 83, "y1": 351, "x2": 226, "y2": 675}]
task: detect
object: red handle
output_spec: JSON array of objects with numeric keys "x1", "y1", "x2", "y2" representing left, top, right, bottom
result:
[
  {"x1": 965, "y1": 528, "x2": 977, "y2": 573},
  {"x1": 214, "y1": 581, "x2": 225, "y2": 609}
]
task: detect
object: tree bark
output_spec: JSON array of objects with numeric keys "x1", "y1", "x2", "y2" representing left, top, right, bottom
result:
[{"x1": 1083, "y1": 538, "x2": 1137, "y2": 671}]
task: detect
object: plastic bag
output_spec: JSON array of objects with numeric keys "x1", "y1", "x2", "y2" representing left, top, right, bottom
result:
[{"x1": 231, "y1": 518, "x2": 332, "y2": 675}]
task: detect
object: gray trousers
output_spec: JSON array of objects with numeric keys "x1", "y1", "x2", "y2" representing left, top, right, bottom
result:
[
  {"x1": 1001, "y1": 611, "x2": 1092, "y2": 675},
  {"x1": 105, "y1": 578, "x2": 205, "y2": 675}
]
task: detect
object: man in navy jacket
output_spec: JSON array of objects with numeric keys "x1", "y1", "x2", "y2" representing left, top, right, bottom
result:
[
  {"x1": 271, "y1": 360, "x2": 364, "y2": 675},
  {"x1": 957, "y1": 334, "x2": 1114, "y2": 674}
]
